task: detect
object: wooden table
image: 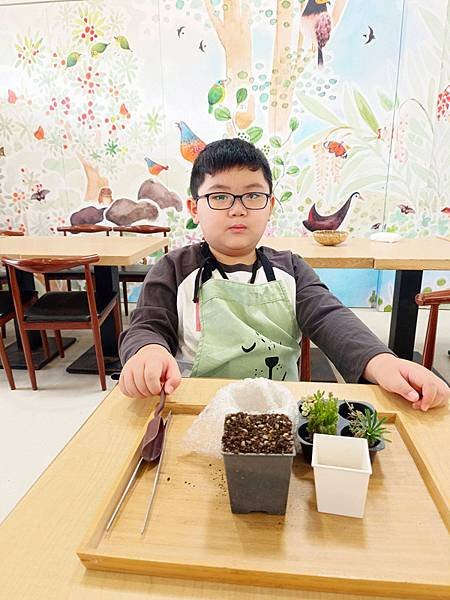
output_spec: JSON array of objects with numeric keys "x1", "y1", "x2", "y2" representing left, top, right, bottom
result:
[
  {"x1": 0, "y1": 235, "x2": 168, "y2": 373},
  {"x1": 262, "y1": 236, "x2": 450, "y2": 363},
  {"x1": 0, "y1": 378, "x2": 448, "y2": 599}
]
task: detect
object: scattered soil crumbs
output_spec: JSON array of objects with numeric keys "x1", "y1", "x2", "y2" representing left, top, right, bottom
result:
[{"x1": 222, "y1": 413, "x2": 294, "y2": 454}]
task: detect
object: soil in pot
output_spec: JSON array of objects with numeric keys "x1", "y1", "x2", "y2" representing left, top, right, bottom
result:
[
  {"x1": 222, "y1": 412, "x2": 294, "y2": 514},
  {"x1": 340, "y1": 424, "x2": 385, "y2": 463}
]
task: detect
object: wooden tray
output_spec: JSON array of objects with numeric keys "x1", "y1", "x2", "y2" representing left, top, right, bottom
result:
[{"x1": 78, "y1": 403, "x2": 450, "y2": 599}]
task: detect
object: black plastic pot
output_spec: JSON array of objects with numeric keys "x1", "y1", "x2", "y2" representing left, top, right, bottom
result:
[
  {"x1": 340, "y1": 424, "x2": 385, "y2": 463},
  {"x1": 297, "y1": 422, "x2": 313, "y2": 464},
  {"x1": 222, "y1": 451, "x2": 295, "y2": 514},
  {"x1": 338, "y1": 400, "x2": 375, "y2": 421}
]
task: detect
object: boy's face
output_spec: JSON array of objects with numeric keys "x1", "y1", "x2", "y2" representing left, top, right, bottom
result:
[{"x1": 188, "y1": 166, "x2": 274, "y2": 260}]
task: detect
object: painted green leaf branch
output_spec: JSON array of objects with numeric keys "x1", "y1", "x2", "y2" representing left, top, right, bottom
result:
[
  {"x1": 354, "y1": 90, "x2": 379, "y2": 134},
  {"x1": 297, "y1": 93, "x2": 342, "y2": 126},
  {"x1": 236, "y1": 88, "x2": 248, "y2": 105},
  {"x1": 247, "y1": 126, "x2": 263, "y2": 144},
  {"x1": 279, "y1": 191, "x2": 293, "y2": 203},
  {"x1": 186, "y1": 218, "x2": 198, "y2": 230},
  {"x1": 289, "y1": 117, "x2": 299, "y2": 131},
  {"x1": 214, "y1": 106, "x2": 231, "y2": 121}
]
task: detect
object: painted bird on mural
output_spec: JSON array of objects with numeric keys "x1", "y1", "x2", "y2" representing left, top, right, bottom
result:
[
  {"x1": 301, "y1": 0, "x2": 332, "y2": 68},
  {"x1": 208, "y1": 80, "x2": 226, "y2": 114},
  {"x1": 363, "y1": 26, "x2": 375, "y2": 44},
  {"x1": 303, "y1": 192, "x2": 362, "y2": 231},
  {"x1": 66, "y1": 52, "x2": 82, "y2": 68},
  {"x1": 323, "y1": 140, "x2": 347, "y2": 158},
  {"x1": 144, "y1": 157, "x2": 169, "y2": 176},
  {"x1": 115, "y1": 36, "x2": 132, "y2": 51},
  {"x1": 176, "y1": 121, "x2": 206, "y2": 163},
  {"x1": 398, "y1": 204, "x2": 415, "y2": 215},
  {"x1": 91, "y1": 42, "x2": 109, "y2": 57}
]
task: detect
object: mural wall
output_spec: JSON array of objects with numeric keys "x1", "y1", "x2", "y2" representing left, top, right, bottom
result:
[{"x1": 0, "y1": 0, "x2": 449, "y2": 306}]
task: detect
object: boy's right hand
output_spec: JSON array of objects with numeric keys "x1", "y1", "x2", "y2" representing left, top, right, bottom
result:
[{"x1": 119, "y1": 344, "x2": 181, "y2": 399}]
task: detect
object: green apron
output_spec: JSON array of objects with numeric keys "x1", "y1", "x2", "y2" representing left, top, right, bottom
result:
[{"x1": 191, "y1": 244, "x2": 300, "y2": 381}]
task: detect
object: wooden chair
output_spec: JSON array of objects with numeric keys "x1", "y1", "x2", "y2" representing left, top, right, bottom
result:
[
  {"x1": 415, "y1": 289, "x2": 450, "y2": 370},
  {"x1": 299, "y1": 336, "x2": 311, "y2": 381},
  {"x1": 43, "y1": 225, "x2": 112, "y2": 292},
  {"x1": 0, "y1": 230, "x2": 25, "y2": 338},
  {"x1": 3, "y1": 255, "x2": 121, "y2": 391},
  {"x1": 113, "y1": 225, "x2": 170, "y2": 316},
  {"x1": 0, "y1": 289, "x2": 37, "y2": 390}
]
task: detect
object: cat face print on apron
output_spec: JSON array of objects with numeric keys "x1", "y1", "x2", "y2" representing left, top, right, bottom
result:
[{"x1": 191, "y1": 244, "x2": 300, "y2": 381}]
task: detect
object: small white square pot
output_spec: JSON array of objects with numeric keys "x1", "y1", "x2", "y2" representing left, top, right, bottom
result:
[{"x1": 311, "y1": 433, "x2": 372, "y2": 518}]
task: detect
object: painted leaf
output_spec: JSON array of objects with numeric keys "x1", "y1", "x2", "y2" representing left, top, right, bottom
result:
[
  {"x1": 272, "y1": 166, "x2": 281, "y2": 180},
  {"x1": 280, "y1": 191, "x2": 293, "y2": 202},
  {"x1": 270, "y1": 136, "x2": 282, "y2": 148},
  {"x1": 214, "y1": 106, "x2": 231, "y2": 121},
  {"x1": 186, "y1": 218, "x2": 198, "y2": 230},
  {"x1": 247, "y1": 126, "x2": 263, "y2": 143},
  {"x1": 236, "y1": 88, "x2": 248, "y2": 104},
  {"x1": 273, "y1": 156, "x2": 284, "y2": 166},
  {"x1": 436, "y1": 278, "x2": 446, "y2": 286},
  {"x1": 287, "y1": 166, "x2": 300, "y2": 176},
  {"x1": 377, "y1": 91, "x2": 393, "y2": 111},
  {"x1": 354, "y1": 90, "x2": 379, "y2": 134},
  {"x1": 297, "y1": 93, "x2": 341, "y2": 126},
  {"x1": 289, "y1": 117, "x2": 299, "y2": 131}
]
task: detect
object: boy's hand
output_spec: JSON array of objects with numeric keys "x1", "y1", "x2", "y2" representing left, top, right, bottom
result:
[
  {"x1": 363, "y1": 353, "x2": 450, "y2": 411},
  {"x1": 119, "y1": 344, "x2": 181, "y2": 399}
]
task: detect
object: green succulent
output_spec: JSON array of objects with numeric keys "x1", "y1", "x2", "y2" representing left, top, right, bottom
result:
[
  {"x1": 306, "y1": 391, "x2": 339, "y2": 437},
  {"x1": 347, "y1": 404, "x2": 391, "y2": 447}
]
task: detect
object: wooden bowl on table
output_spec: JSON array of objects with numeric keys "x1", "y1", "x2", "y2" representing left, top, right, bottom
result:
[{"x1": 312, "y1": 230, "x2": 349, "y2": 246}]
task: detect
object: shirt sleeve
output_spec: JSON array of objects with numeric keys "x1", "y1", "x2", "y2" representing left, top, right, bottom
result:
[
  {"x1": 118, "y1": 254, "x2": 179, "y2": 366},
  {"x1": 293, "y1": 254, "x2": 394, "y2": 382}
]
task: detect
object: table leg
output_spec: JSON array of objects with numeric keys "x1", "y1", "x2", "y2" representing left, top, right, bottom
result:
[
  {"x1": 66, "y1": 265, "x2": 122, "y2": 375},
  {"x1": 388, "y1": 270, "x2": 423, "y2": 360}
]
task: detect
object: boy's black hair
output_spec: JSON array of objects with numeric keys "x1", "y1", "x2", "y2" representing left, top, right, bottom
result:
[{"x1": 190, "y1": 138, "x2": 273, "y2": 198}]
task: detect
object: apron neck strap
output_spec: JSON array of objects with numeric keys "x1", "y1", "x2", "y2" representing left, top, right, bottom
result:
[{"x1": 193, "y1": 242, "x2": 275, "y2": 302}]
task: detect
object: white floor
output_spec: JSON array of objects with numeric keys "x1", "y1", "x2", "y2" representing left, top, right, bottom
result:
[{"x1": 0, "y1": 307, "x2": 449, "y2": 523}]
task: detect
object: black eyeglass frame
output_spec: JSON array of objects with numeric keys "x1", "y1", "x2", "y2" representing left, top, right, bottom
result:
[{"x1": 194, "y1": 192, "x2": 271, "y2": 210}]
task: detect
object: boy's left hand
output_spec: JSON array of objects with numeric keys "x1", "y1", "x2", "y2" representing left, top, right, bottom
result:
[{"x1": 363, "y1": 353, "x2": 450, "y2": 411}]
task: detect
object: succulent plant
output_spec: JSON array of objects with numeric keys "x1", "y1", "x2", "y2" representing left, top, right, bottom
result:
[
  {"x1": 306, "y1": 391, "x2": 339, "y2": 437},
  {"x1": 346, "y1": 402, "x2": 390, "y2": 447}
]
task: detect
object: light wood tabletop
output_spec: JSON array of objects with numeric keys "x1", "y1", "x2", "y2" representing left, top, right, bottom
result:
[
  {"x1": 0, "y1": 379, "x2": 448, "y2": 600},
  {"x1": 261, "y1": 236, "x2": 375, "y2": 268},
  {"x1": 262, "y1": 235, "x2": 450, "y2": 271},
  {"x1": 0, "y1": 235, "x2": 168, "y2": 266}
]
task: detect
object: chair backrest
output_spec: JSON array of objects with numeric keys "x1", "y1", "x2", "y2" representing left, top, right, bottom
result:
[
  {"x1": 0, "y1": 229, "x2": 24, "y2": 237},
  {"x1": 416, "y1": 290, "x2": 450, "y2": 306},
  {"x1": 3, "y1": 255, "x2": 100, "y2": 328},
  {"x1": 2, "y1": 255, "x2": 99, "y2": 274},
  {"x1": 113, "y1": 225, "x2": 170, "y2": 236},
  {"x1": 57, "y1": 225, "x2": 112, "y2": 236}
]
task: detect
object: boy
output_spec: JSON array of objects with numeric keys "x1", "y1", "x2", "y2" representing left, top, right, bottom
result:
[{"x1": 119, "y1": 139, "x2": 449, "y2": 411}]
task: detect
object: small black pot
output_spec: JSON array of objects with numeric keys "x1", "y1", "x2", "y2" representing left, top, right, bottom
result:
[
  {"x1": 222, "y1": 450, "x2": 295, "y2": 515},
  {"x1": 340, "y1": 424, "x2": 385, "y2": 463},
  {"x1": 338, "y1": 400, "x2": 375, "y2": 421},
  {"x1": 297, "y1": 422, "x2": 313, "y2": 464}
]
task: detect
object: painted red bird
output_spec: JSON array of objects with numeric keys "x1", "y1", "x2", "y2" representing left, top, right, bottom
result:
[{"x1": 303, "y1": 192, "x2": 362, "y2": 231}]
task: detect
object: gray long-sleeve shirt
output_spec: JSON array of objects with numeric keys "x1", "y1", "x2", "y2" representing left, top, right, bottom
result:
[{"x1": 119, "y1": 243, "x2": 392, "y2": 382}]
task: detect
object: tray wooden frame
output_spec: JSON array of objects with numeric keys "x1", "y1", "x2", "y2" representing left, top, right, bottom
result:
[{"x1": 78, "y1": 397, "x2": 450, "y2": 600}]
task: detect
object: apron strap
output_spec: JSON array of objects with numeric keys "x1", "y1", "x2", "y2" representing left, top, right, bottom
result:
[{"x1": 193, "y1": 242, "x2": 275, "y2": 301}]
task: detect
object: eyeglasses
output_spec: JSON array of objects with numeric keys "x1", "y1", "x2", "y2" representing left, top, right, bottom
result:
[{"x1": 195, "y1": 192, "x2": 271, "y2": 210}]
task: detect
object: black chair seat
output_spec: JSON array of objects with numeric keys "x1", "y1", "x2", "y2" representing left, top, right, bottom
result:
[
  {"x1": 44, "y1": 266, "x2": 89, "y2": 281},
  {"x1": 24, "y1": 291, "x2": 117, "y2": 323},
  {"x1": 119, "y1": 264, "x2": 151, "y2": 281},
  {"x1": 0, "y1": 291, "x2": 35, "y2": 318}
]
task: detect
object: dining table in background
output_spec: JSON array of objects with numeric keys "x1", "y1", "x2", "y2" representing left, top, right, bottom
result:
[
  {"x1": 0, "y1": 234, "x2": 169, "y2": 375},
  {"x1": 262, "y1": 236, "x2": 450, "y2": 372}
]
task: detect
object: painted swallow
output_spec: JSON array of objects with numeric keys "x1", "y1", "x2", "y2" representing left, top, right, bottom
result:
[
  {"x1": 199, "y1": 40, "x2": 206, "y2": 52},
  {"x1": 177, "y1": 26, "x2": 185, "y2": 38},
  {"x1": 371, "y1": 222, "x2": 381, "y2": 230},
  {"x1": 363, "y1": 26, "x2": 375, "y2": 44}
]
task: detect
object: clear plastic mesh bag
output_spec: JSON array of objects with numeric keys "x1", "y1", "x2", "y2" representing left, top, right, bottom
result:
[{"x1": 182, "y1": 377, "x2": 300, "y2": 458}]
